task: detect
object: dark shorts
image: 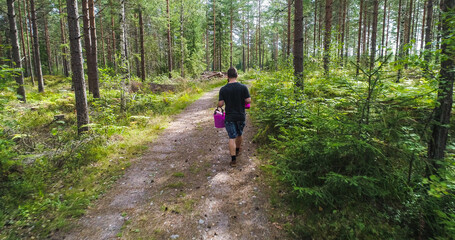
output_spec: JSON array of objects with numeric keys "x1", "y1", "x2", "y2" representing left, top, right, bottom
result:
[{"x1": 225, "y1": 121, "x2": 246, "y2": 139}]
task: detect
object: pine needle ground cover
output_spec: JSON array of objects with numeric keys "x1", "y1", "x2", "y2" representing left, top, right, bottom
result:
[
  {"x1": 248, "y1": 66, "x2": 455, "y2": 239},
  {"x1": 0, "y1": 72, "x2": 224, "y2": 239}
]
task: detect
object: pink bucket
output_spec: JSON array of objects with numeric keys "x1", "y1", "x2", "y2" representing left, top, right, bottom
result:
[
  {"x1": 245, "y1": 103, "x2": 251, "y2": 109},
  {"x1": 214, "y1": 107, "x2": 225, "y2": 128}
]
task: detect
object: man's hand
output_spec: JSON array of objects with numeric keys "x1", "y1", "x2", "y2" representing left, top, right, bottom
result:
[
  {"x1": 245, "y1": 97, "x2": 252, "y2": 104},
  {"x1": 218, "y1": 100, "x2": 225, "y2": 107}
]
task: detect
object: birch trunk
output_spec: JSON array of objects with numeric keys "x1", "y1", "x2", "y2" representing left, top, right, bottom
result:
[{"x1": 7, "y1": 0, "x2": 26, "y2": 102}]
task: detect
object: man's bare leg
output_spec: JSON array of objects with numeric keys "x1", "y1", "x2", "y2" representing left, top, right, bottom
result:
[
  {"x1": 235, "y1": 136, "x2": 242, "y2": 155},
  {"x1": 229, "y1": 139, "x2": 236, "y2": 156}
]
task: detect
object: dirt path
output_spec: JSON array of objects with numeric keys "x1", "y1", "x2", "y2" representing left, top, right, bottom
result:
[{"x1": 57, "y1": 86, "x2": 286, "y2": 240}]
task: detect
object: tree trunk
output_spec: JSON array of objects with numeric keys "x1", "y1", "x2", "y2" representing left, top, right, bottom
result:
[
  {"x1": 30, "y1": 0, "x2": 44, "y2": 92},
  {"x1": 404, "y1": 0, "x2": 414, "y2": 58},
  {"x1": 420, "y1": 1, "x2": 426, "y2": 54},
  {"x1": 428, "y1": 0, "x2": 455, "y2": 170},
  {"x1": 344, "y1": 1, "x2": 349, "y2": 66},
  {"x1": 88, "y1": 0, "x2": 100, "y2": 98},
  {"x1": 381, "y1": 0, "x2": 387, "y2": 58},
  {"x1": 247, "y1": 7, "x2": 250, "y2": 70},
  {"x1": 25, "y1": 0, "x2": 34, "y2": 85},
  {"x1": 323, "y1": 0, "x2": 332, "y2": 74},
  {"x1": 44, "y1": 16, "x2": 52, "y2": 75},
  {"x1": 385, "y1": 0, "x2": 390, "y2": 57},
  {"x1": 17, "y1": 0, "x2": 29, "y2": 78},
  {"x1": 258, "y1": 0, "x2": 262, "y2": 69},
  {"x1": 205, "y1": 3, "x2": 209, "y2": 71},
  {"x1": 313, "y1": 0, "x2": 317, "y2": 55},
  {"x1": 139, "y1": 9, "x2": 145, "y2": 81},
  {"x1": 180, "y1": 0, "x2": 184, "y2": 77},
  {"x1": 362, "y1": 3, "x2": 367, "y2": 60},
  {"x1": 134, "y1": 16, "x2": 139, "y2": 77},
  {"x1": 318, "y1": 0, "x2": 323, "y2": 55},
  {"x1": 396, "y1": 0, "x2": 403, "y2": 60},
  {"x1": 230, "y1": 1, "x2": 233, "y2": 67},
  {"x1": 119, "y1": 0, "x2": 127, "y2": 111},
  {"x1": 7, "y1": 0, "x2": 26, "y2": 102},
  {"x1": 396, "y1": 0, "x2": 403, "y2": 82},
  {"x1": 287, "y1": 0, "x2": 292, "y2": 57},
  {"x1": 424, "y1": 0, "x2": 433, "y2": 62},
  {"x1": 99, "y1": 13, "x2": 106, "y2": 68},
  {"x1": 59, "y1": 0, "x2": 69, "y2": 77},
  {"x1": 110, "y1": 0, "x2": 116, "y2": 71},
  {"x1": 293, "y1": 0, "x2": 303, "y2": 89},
  {"x1": 340, "y1": 0, "x2": 347, "y2": 65},
  {"x1": 213, "y1": 0, "x2": 216, "y2": 71},
  {"x1": 370, "y1": 0, "x2": 379, "y2": 70},
  {"x1": 82, "y1": 0, "x2": 92, "y2": 93},
  {"x1": 66, "y1": 0, "x2": 89, "y2": 134},
  {"x1": 242, "y1": 13, "x2": 245, "y2": 72},
  {"x1": 166, "y1": 0, "x2": 172, "y2": 78},
  {"x1": 356, "y1": 0, "x2": 363, "y2": 75}
]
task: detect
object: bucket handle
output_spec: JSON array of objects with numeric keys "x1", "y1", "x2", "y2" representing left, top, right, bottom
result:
[{"x1": 214, "y1": 107, "x2": 224, "y2": 115}]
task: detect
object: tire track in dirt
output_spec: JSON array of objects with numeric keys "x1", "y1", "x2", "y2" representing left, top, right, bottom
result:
[{"x1": 56, "y1": 86, "x2": 286, "y2": 240}]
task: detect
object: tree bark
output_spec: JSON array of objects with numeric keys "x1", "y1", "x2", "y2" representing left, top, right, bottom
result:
[
  {"x1": 344, "y1": 0, "x2": 349, "y2": 65},
  {"x1": 396, "y1": 0, "x2": 403, "y2": 60},
  {"x1": 370, "y1": 0, "x2": 379, "y2": 70},
  {"x1": 139, "y1": 9, "x2": 145, "y2": 82},
  {"x1": 110, "y1": 0, "x2": 116, "y2": 71},
  {"x1": 340, "y1": 0, "x2": 347, "y2": 65},
  {"x1": 17, "y1": 0, "x2": 29, "y2": 78},
  {"x1": 385, "y1": 0, "x2": 390, "y2": 57},
  {"x1": 205, "y1": 2, "x2": 209, "y2": 71},
  {"x1": 25, "y1": 0, "x2": 34, "y2": 85},
  {"x1": 59, "y1": 0, "x2": 69, "y2": 77},
  {"x1": 258, "y1": 0, "x2": 264, "y2": 69},
  {"x1": 166, "y1": 0, "x2": 172, "y2": 78},
  {"x1": 293, "y1": 0, "x2": 303, "y2": 89},
  {"x1": 313, "y1": 0, "x2": 317, "y2": 55},
  {"x1": 362, "y1": 3, "x2": 367, "y2": 60},
  {"x1": 180, "y1": 0, "x2": 184, "y2": 77},
  {"x1": 82, "y1": 0, "x2": 92, "y2": 92},
  {"x1": 356, "y1": 0, "x2": 363, "y2": 75},
  {"x1": 66, "y1": 0, "x2": 89, "y2": 134},
  {"x1": 287, "y1": 0, "x2": 292, "y2": 57},
  {"x1": 213, "y1": 0, "x2": 216, "y2": 71},
  {"x1": 428, "y1": 0, "x2": 455, "y2": 170},
  {"x1": 247, "y1": 7, "x2": 250, "y2": 70},
  {"x1": 424, "y1": 0, "x2": 433, "y2": 62},
  {"x1": 242, "y1": 13, "x2": 245, "y2": 72},
  {"x1": 99, "y1": 13, "x2": 106, "y2": 68},
  {"x1": 323, "y1": 0, "x2": 332, "y2": 74},
  {"x1": 7, "y1": 0, "x2": 26, "y2": 102},
  {"x1": 44, "y1": 16, "x2": 52, "y2": 75},
  {"x1": 88, "y1": 0, "x2": 100, "y2": 98},
  {"x1": 381, "y1": 0, "x2": 387, "y2": 58},
  {"x1": 119, "y1": 0, "x2": 127, "y2": 111},
  {"x1": 230, "y1": 0, "x2": 233, "y2": 67},
  {"x1": 30, "y1": 0, "x2": 44, "y2": 92},
  {"x1": 404, "y1": 0, "x2": 414, "y2": 58},
  {"x1": 420, "y1": 1, "x2": 426, "y2": 54}
]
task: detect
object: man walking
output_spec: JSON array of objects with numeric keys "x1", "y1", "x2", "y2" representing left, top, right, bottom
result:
[{"x1": 218, "y1": 67, "x2": 251, "y2": 167}]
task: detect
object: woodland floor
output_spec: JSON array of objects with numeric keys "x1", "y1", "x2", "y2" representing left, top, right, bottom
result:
[{"x1": 52, "y1": 85, "x2": 287, "y2": 240}]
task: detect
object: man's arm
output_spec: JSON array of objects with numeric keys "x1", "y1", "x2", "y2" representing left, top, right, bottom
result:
[
  {"x1": 218, "y1": 100, "x2": 225, "y2": 107},
  {"x1": 245, "y1": 97, "x2": 251, "y2": 104}
]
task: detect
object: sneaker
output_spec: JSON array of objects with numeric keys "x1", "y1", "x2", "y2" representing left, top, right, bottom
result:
[{"x1": 230, "y1": 159, "x2": 237, "y2": 167}]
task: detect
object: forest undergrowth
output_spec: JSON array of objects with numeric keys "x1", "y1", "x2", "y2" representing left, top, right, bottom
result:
[
  {"x1": 248, "y1": 60, "x2": 455, "y2": 239},
  {"x1": 0, "y1": 69, "x2": 224, "y2": 239}
]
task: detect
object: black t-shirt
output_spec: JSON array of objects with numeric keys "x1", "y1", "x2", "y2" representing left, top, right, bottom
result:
[{"x1": 218, "y1": 82, "x2": 250, "y2": 122}]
